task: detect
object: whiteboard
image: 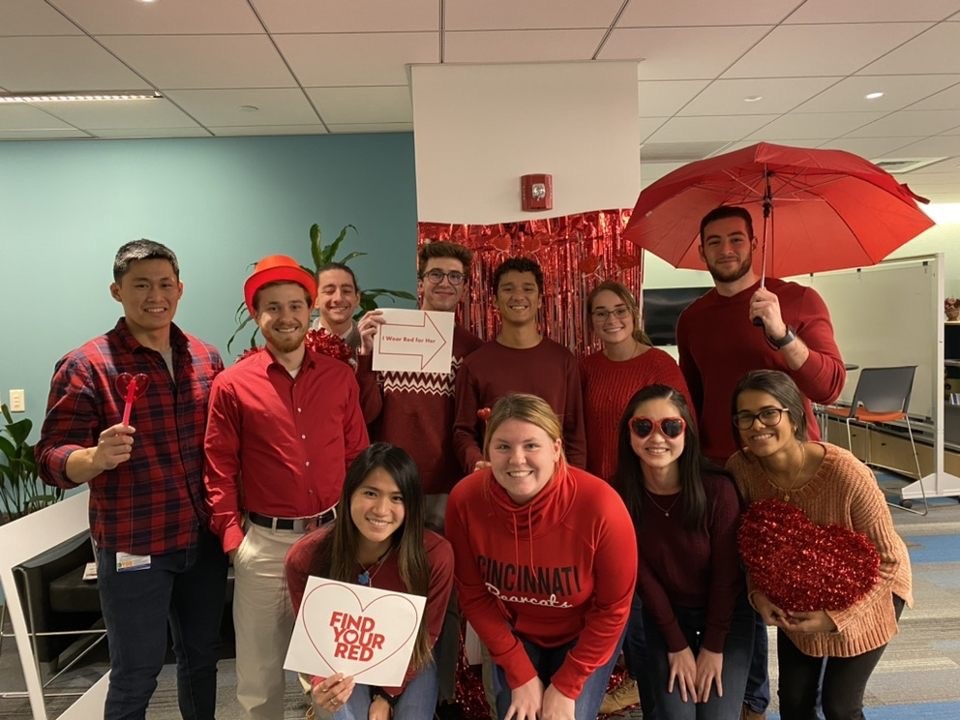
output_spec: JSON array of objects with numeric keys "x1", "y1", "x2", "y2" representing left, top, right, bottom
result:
[{"x1": 796, "y1": 256, "x2": 940, "y2": 419}]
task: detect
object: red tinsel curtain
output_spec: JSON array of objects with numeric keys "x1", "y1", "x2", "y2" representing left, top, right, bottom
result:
[{"x1": 417, "y1": 209, "x2": 639, "y2": 357}]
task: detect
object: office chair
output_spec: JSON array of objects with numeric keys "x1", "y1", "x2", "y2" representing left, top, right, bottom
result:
[{"x1": 824, "y1": 365, "x2": 928, "y2": 516}]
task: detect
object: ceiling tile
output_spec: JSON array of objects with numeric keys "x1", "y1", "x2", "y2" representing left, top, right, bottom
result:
[
  {"x1": 90, "y1": 127, "x2": 212, "y2": 139},
  {"x1": 724, "y1": 23, "x2": 932, "y2": 78},
  {"x1": 0, "y1": 36, "x2": 150, "y2": 91},
  {"x1": 892, "y1": 136, "x2": 960, "y2": 156},
  {"x1": 50, "y1": 0, "x2": 262, "y2": 34},
  {"x1": 211, "y1": 124, "x2": 328, "y2": 136},
  {"x1": 784, "y1": 0, "x2": 960, "y2": 23},
  {"x1": 445, "y1": 0, "x2": 624, "y2": 30},
  {"x1": 746, "y1": 111, "x2": 883, "y2": 140},
  {"x1": 641, "y1": 141, "x2": 730, "y2": 161},
  {"x1": 600, "y1": 26, "x2": 771, "y2": 80},
  {"x1": 445, "y1": 29, "x2": 604, "y2": 63},
  {"x1": 796, "y1": 74, "x2": 960, "y2": 112},
  {"x1": 902, "y1": 79, "x2": 960, "y2": 110},
  {"x1": 306, "y1": 86, "x2": 410, "y2": 124},
  {"x1": 39, "y1": 97, "x2": 200, "y2": 129},
  {"x1": 638, "y1": 80, "x2": 710, "y2": 116},
  {"x1": 0, "y1": 103, "x2": 75, "y2": 129},
  {"x1": 99, "y1": 35, "x2": 296, "y2": 89},
  {"x1": 163, "y1": 89, "x2": 319, "y2": 126},
  {"x1": 679, "y1": 77, "x2": 839, "y2": 116},
  {"x1": 329, "y1": 122, "x2": 413, "y2": 133},
  {"x1": 619, "y1": 0, "x2": 798, "y2": 26},
  {"x1": 255, "y1": 0, "x2": 438, "y2": 33},
  {"x1": 640, "y1": 161, "x2": 688, "y2": 187},
  {"x1": 638, "y1": 117, "x2": 667, "y2": 142},
  {"x1": 845, "y1": 109, "x2": 960, "y2": 137},
  {"x1": 819, "y1": 136, "x2": 926, "y2": 157},
  {"x1": 647, "y1": 114, "x2": 778, "y2": 143},
  {"x1": 275, "y1": 32, "x2": 437, "y2": 86},
  {"x1": 860, "y1": 23, "x2": 960, "y2": 74},
  {"x1": 0, "y1": 127, "x2": 88, "y2": 138},
  {"x1": 0, "y1": 0, "x2": 82, "y2": 35}
]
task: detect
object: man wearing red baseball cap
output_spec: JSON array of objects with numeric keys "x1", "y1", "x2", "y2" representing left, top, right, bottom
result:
[{"x1": 204, "y1": 255, "x2": 369, "y2": 720}]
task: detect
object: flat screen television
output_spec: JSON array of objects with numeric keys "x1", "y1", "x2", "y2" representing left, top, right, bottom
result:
[{"x1": 642, "y1": 287, "x2": 712, "y2": 346}]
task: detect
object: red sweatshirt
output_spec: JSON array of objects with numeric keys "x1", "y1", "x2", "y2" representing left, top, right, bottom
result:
[
  {"x1": 676, "y1": 278, "x2": 845, "y2": 463},
  {"x1": 285, "y1": 526, "x2": 454, "y2": 695},
  {"x1": 580, "y1": 347, "x2": 692, "y2": 481},
  {"x1": 445, "y1": 464, "x2": 635, "y2": 699},
  {"x1": 453, "y1": 339, "x2": 587, "y2": 472},
  {"x1": 357, "y1": 324, "x2": 483, "y2": 494}
]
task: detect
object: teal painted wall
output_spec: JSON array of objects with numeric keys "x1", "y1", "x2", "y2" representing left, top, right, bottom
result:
[{"x1": 0, "y1": 133, "x2": 419, "y2": 437}]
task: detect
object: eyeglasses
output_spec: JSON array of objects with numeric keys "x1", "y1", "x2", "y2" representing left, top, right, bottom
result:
[
  {"x1": 732, "y1": 407, "x2": 790, "y2": 430},
  {"x1": 630, "y1": 416, "x2": 686, "y2": 439},
  {"x1": 421, "y1": 269, "x2": 465, "y2": 286},
  {"x1": 591, "y1": 307, "x2": 631, "y2": 321}
]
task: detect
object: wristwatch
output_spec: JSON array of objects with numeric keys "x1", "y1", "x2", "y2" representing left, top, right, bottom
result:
[
  {"x1": 768, "y1": 325, "x2": 797, "y2": 349},
  {"x1": 371, "y1": 686, "x2": 400, "y2": 708}
]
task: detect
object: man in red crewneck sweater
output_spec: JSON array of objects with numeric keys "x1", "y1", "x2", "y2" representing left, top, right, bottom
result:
[
  {"x1": 676, "y1": 205, "x2": 846, "y2": 720},
  {"x1": 453, "y1": 257, "x2": 587, "y2": 472}
]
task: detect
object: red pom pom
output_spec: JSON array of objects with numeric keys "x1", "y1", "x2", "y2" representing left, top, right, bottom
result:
[
  {"x1": 304, "y1": 329, "x2": 355, "y2": 365},
  {"x1": 738, "y1": 499, "x2": 880, "y2": 612}
]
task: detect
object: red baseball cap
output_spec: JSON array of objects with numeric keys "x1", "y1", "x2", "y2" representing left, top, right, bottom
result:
[{"x1": 243, "y1": 255, "x2": 317, "y2": 315}]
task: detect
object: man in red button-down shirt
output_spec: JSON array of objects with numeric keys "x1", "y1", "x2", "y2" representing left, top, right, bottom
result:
[
  {"x1": 204, "y1": 255, "x2": 368, "y2": 720},
  {"x1": 37, "y1": 239, "x2": 227, "y2": 720}
]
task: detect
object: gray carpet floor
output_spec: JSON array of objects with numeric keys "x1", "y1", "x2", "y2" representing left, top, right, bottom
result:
[{"x1": 2, "y1": 473, "x2": 958, "y2": 719}]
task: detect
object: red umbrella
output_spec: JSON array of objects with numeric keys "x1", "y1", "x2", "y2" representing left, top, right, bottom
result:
[{"x1": 624, "y1": 142, "x2": 934, "y2": 280}]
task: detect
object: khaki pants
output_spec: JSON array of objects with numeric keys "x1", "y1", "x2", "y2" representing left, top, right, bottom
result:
[{"x1": 233, "y1": 523, "x2": 303, "y2": 720}]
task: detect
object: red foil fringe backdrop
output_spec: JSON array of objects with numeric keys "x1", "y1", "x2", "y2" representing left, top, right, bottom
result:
[{"x1": 418, "y1": 209, "x2": 638, "y2": 357}]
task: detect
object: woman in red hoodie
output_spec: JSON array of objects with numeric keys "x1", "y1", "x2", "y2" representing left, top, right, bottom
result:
[{"x1": 446, "y1": 393, "x2": 637, "y2": 720}]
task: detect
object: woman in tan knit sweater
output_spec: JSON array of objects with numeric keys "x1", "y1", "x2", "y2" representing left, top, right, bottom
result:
[{"x1": 727, "y1": 370, "x2": 912, "y2": 720}]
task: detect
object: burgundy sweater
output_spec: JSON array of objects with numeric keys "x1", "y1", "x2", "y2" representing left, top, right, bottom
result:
[
  {"x1": 635, "y1": 472, "x2": 744, "y2": 653},
  {"x1": 357, "y1": 324, "x2": 482, "y2": 494},
  {"x1": 453, "y1": 338, "x2": 587, "y2": 472},
  {"x1": 580, "y1": 347, "x2": 692, "y2": 481},
  {"x1": 676, "y1": 278, "x2": 845, "y2": 463}
]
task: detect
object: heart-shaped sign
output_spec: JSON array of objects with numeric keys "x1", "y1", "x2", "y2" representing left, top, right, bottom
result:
[
  {"x1": 578, "y1": 255, "x2": 600, "y2": 275},
  {"x1": 738, "y1": 498, "x2": 880, "y2": 612},
  {"x1": 298, "y1": 582, "x2": 421, "y2": 682},
  {"x1": 476, "y1": 407, "x2": 492, "y2": 422},
  {"x1": 491, "y1": 234, "x2": 512, "y2": 252}
]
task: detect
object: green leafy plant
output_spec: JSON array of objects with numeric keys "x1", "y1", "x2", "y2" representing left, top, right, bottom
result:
[
  {"x1": 0, "y1": 403, "x2": 63, "y2": 522},
  {"x1": 227, "y1": 224, "x2": 417, "y2": 353}
]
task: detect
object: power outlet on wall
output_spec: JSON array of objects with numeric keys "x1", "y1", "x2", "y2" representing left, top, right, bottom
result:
[{"x1": 8, "y1": 389, "x2": 25, "y2": 413}]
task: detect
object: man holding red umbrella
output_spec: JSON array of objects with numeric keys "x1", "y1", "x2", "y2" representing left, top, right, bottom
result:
[{"x1": 676, "y1": 205, "x2": 846, "y2": 720}]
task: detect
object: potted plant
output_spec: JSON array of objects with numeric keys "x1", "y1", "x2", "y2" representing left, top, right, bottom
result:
[
  {"x1": 0, "y1": 403, "x2": 63, "y2": 523},
  {"x1": 227, "y1": 223, "x2": 416, "y2": 353}
]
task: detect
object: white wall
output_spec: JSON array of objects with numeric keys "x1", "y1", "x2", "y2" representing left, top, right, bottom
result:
[{"x1": 411, "y1": 62, "x2": 641, "y2": 224}]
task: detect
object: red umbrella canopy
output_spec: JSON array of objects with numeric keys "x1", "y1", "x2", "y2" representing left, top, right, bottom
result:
[{"x1": 625, "y1": 142, "x2": 935, "y2": 278}]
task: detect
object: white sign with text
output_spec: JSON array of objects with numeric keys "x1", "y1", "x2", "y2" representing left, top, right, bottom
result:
[
  {"x1": 284, "y1": 577, "x2": 426, "y2": 687},
  {"x1": 372, "y1": 308, "x2": 454, "y2": 374}
]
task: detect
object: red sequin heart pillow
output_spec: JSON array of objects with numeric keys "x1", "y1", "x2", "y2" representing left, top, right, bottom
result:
[{"x1": 738, "y1": 498, "x2": 880, "y2": 612}]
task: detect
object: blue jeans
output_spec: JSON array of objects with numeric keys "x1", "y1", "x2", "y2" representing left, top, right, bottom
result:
[
  {"x1": 744, "y1": 611, "x2": 771, "y2": 713},
  {"x1": 492, "y1": 633, "x2": 623, "y2": 720},
  {"x1": 97, "y1": 528, "x2": 228, "y2": 720},
  {"x1": 643, "y1": 594, "x2": 755, "y2": 720},
  {"x1": 334, "y1": 664, "x2": 438, "y2": 720},
  {"x1": 623, "y1": 592, "x2": 658, "y2": 719}
]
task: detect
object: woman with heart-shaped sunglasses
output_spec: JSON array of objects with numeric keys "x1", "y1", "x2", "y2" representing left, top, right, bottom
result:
[
  {"x1": 285, "y1": 442, "x2": 455, "y2": 720},
  {"x1": 613, "y1": 383, "x2": 754, "y2": 719},
  {"x1": 728, "y1": 370, "x2": 913, "y2": 720}
]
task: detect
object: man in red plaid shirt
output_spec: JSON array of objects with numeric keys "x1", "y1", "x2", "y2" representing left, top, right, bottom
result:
[{"x1": 37, "y1": 240, "x2": 227, "y2": 720}]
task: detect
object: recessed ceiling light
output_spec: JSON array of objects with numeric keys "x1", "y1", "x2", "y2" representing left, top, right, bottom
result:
[
  {"x1": 865, "y1": 91, "x2": 884, "y2": 100},
  {"x1": 743, "y1": 95, "x2": 764, "y2": 103}
]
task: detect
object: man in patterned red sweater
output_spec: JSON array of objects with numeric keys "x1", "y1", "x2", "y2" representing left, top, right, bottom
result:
[{"x1": 356, "y1": 241, "x2": 482, "y2": 719}]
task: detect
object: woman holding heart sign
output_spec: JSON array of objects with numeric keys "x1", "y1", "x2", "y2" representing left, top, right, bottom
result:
[
  {"x1": 613, "y1": 384, "x2": 753, "y2": 720},
  {"x1": 728, "y1": 370, "x2": 913, "y2": 720},
  {"x1": 286, "y1": 442, "x2": 454, "y2": 720},
  {"x1": 446, "y1": 393, "x2": 636, "y2": 720}
]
